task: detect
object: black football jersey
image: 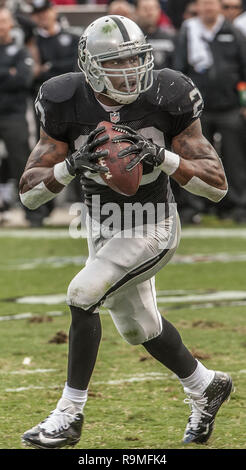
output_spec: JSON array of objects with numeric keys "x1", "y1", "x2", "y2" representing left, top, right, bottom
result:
[{"x1": 35, "y1": 68, "x2": 203, "y2": 226}]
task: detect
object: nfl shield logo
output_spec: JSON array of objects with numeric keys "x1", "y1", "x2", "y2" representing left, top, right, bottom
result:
[{"x1": 110, "y1": 112, "x2": 120, "y2": 124}]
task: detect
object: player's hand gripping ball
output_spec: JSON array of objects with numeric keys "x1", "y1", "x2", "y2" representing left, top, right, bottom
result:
[{"x1": 95, "y1": 121, "x2": 143, "y2": 196}]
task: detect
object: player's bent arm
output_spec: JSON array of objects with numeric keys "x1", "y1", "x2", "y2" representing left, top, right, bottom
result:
[
  {"x1": 19, "y1": 129, "x2": 74, "y2": 210},
  {"x1": 161, "y1": 119, "x2": 228, "y2": 202}
]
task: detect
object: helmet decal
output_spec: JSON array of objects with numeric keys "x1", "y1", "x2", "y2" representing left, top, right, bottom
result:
[
  {"x1": 78, "y1": 15, "x2": 154, "y2": 105},
  {"x1": 108, "y1": 15, "x2": 131, "y2": 42}
]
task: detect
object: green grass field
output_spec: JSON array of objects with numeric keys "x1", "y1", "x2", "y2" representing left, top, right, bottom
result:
[{"x1": 0, "y1": 224, "x2": 246, "y2": 450}]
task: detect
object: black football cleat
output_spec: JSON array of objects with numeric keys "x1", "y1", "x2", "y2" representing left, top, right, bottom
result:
[
  {"x1": 21, "y1": 398, "x2": 83, "y2": 449},
  {"x1": 183, "y1": 371, "x2": 233, "y2": 444}
]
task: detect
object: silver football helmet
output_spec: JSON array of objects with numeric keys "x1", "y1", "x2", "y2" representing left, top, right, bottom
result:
[{"x1": 78, "y1": 15, "x2": 154, "y2": 105}]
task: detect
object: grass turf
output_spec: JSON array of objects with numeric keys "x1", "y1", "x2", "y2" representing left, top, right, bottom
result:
[{"x1": 0, "y1": 229, "x2": 245, "y2": 449}]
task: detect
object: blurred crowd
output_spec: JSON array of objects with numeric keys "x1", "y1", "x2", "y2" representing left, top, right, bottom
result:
[{"x1": 1, "y1": 0, "x2": 246, "y2": 226}]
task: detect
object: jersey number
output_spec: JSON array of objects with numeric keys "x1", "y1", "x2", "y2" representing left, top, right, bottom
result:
[
  {"x1": 35, "y1": 99, "x2": 46, "y2": 126},
  {"x1": 189, "y1": 88, "x2": 203, "y2": 118}
]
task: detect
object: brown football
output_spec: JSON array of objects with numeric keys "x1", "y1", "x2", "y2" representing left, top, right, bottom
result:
[{"x1": 95, "y1": 121, "x2": 142, "y2": 196}]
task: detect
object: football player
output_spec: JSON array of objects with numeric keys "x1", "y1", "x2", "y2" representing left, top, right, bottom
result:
[{"x1": 20, "y1": 15, "x2": 232, "y2": 449}]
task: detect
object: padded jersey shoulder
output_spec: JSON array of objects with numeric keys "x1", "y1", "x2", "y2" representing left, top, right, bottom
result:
[
  {"x1": 35, "y1": 73, "x2": 87, "y2": 142},
  {"x1": 147, "y1": 68, "x2": 204, "y2": 117},
  {"x1": 40, "y1": 72, "x2": 84, "y2": 103}
]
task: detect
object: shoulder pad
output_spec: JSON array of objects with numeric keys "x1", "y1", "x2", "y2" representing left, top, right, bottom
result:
[
  {"x1": 152, "y1": 69, "x2": 203, "y2": 116},
  {"x1": 41, "y1": 72, "x2": 83, "y2": 103}
]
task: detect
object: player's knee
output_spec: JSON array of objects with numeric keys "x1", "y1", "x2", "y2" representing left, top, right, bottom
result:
[
  {"x1": 67, "y1": 277, "x2": 97, "y2": 310},
  {"x1": 114, "y1": 318, "x2": 163, "y2": 345},
  {"x1": 121, "y1": 327, "x2": 146, "y2": 345}
]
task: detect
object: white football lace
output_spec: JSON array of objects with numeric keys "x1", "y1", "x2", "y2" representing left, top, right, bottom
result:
[
  {"x1": 184, "y1": 395, "x2": 212, "y2": 430},
  {"x1": 40, "y1": 409, "x2": 76, "y2": 435}
]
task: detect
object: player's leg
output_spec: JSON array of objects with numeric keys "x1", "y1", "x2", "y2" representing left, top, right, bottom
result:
[
  {"x1": 22, "y1": 208, "x2": 181, "y2": 448},
  {"x1": 109, "y1": 278, "x2": 233, "y2": 444},
  {"x1": 109, "y1": 277, "x2": 203, "y2": 382},
  {"x1": 22, "y1": 211, "x2": 179, "y2": 448},
  {"x1": 22, "y1": 209, "x2": 231, "y2": 447},
  {"x1": 143, "y1": 317, "x2": 232, "y2": 443},
  {"x1": 22, "y1": 303, "x2": 101, "y2": 449},
  {"x1": 21, "y1": 220, "x2": 100, "y2": 448}
]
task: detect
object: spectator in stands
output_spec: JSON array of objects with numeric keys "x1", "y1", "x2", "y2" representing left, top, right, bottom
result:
[
  {"x1": 155, "y1": 1, "x2": 174, "y2": 29},
  {"x1": 234, "y1": 6, "x2": 246, "y2": 35},
  {"x1": 0, "y1": 6, "x2": 34, "y2": 217},
  {"x1": 0, "y1": 1, "x2": 37, "y2": 47},
  {"x1": 166, "y1": 0, "x2": 192, "y2": 29},
  {"x1": 173, "y1": 0, "x2": 246, "y2": 223},
  {"x1": 183, "y1": 0, "x2": 199, "y2": 20},
  {"x1": 107, "y1": 0, "x2": 136, "y2": 20},
  {"x1": 23, "y1": 0, "x2": 80, "y2": 225},
  {"x1": 135, "y1": 0, "x2": 176, "y2": 69},
  {"x1": 221, "y1": 0, "x2": 243, "y2": 21},
  {"x1": 30, "y1": 0, "x2": 79, "y2": 99}
]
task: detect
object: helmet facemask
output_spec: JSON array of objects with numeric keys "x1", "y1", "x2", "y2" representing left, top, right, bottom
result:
[{"x1": 78, "y1": 19, "x2": 154, "y2": 105}]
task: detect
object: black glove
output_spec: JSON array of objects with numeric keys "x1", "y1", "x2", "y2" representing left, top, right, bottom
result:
[
  {"x1": 66, "y1": 126, "x2": 109, "y2": 175},
  {"x1": 111, "y1": 124, "x2": 165, "y2": 171}
]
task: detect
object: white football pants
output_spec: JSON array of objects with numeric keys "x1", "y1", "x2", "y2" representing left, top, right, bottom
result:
[{"x1": 67, "y1": 209, "x2": 181, "y2": 345}]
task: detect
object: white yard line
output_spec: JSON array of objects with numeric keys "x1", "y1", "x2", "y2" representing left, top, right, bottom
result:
[
  {"x1": 2, "y1": 252, "x2": 246, "y2": 271},
  {"x1": 8, "y1": 369, "x2": 57, "y2": 375},
  {"x1": 157, "y1": 290, "x2": 246, "y2": 304},
  {"x1": 1, "y1": 256, "x2": 87, "y2": 270},
  {"x1": 5, "y1": 385, "x2": 56, "y2": 392},
  {"x1": 0, "y1": 311, "x2": 64, "y2": 321},
  {"x1": 9, "y1": 289, "x2": 246, "y2": 307},
  {"x1": 4, "y1": 372, "x2": 170, "y2": 392},
  {"x1": 172, "y1": 253, "x2": 246, "y2": 264},
  {"x1": 4, "y1": 370, "x2": 246, "y2": 393},
  {"x1": 181, "y1": 228, "x2": 246, "y2": 238},
  {"x1": 0, "y1": 229, "x2": 86, "y2": 239},
  {"x1": 2, "y1": 289, "x2": 246, "y2": 321},
  {"x1": 1, "y1": 227, "x2": 246, "y2": 239},
  {"x1": 16, "y1": 295, "x2": 67, "y2": 305}
]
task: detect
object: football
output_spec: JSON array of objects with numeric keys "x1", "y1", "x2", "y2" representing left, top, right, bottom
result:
[{"x1": 95, "y1": 121, "x2": 143, "y2": 196}]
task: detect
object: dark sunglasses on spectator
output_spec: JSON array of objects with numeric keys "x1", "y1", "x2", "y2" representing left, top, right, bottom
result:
[
  {"x1": 186, "y1": 10, "x2": 198, "y2": 16},
  {"x1": 222, "y1": 4, "x2": 242, "y2": 8}
]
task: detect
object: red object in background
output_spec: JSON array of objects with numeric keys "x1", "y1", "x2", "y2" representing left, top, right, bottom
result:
[
  {"x1": 158, "y1": 11, "x2": 173, "y2": 28},
  {"x1": 51, "y1": 0, "x2": 77, "y2": 5},
  {"x1": 237, "y1": 82, "x2": 246, "y2": 106}
]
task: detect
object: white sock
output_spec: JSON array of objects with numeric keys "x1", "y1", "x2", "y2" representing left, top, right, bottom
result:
[
  {"x1": 61, "y1": 382, "x2": 88, "y2": 413},
  {"x1": 179, "y1": 360, "x2": 215, "y2": 396}
]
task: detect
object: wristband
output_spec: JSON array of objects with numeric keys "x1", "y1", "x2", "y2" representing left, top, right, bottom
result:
[
  {"x1": 182, "y1": 176, "x2": 228, "y2": 202},
  {"x1": 53, "y1": 160, "x2": 75, "y2": 186},
  {"x1": 160, "y1": 150, "x2": 180, "y2": 175}
]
